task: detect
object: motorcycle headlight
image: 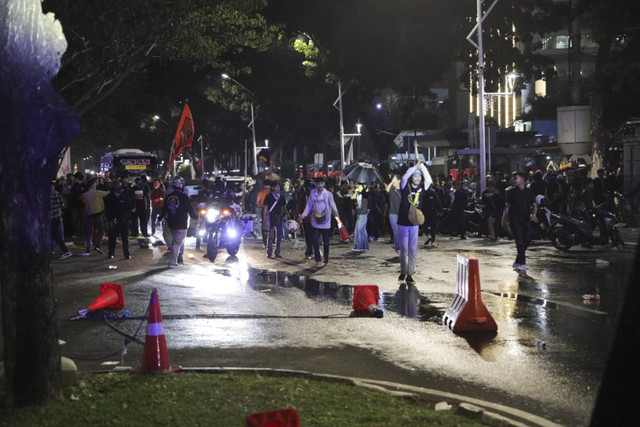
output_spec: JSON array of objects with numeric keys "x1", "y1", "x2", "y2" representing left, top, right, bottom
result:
[
  {"x1": 206, "y1": 208, "x2": 220, "y2": 222},
  {"x1": 226, "y1": 227, "x2": 238, "y2": 238},
  {"x1": 197, "y1": 229, "x2": 206, "y2": 237}
]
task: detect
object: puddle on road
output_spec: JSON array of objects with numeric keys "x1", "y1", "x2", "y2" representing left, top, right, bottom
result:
[{"x1": 248, "y1": 269, "x2": 448, "y2": 323}]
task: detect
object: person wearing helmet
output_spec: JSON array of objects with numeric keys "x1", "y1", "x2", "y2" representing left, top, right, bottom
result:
[{"x1": 156, "y1": 177, "x2": 198, "y2": 268}]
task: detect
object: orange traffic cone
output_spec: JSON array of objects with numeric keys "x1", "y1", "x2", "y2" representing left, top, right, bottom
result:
[
  {"x1": 139, "y1": 289, "x2": 181, "y2": 374},
  {"x1": 78, "y1": 283, "x2": 125, "y2": 316},
  {"x1": 335, "y1": 216, "x2": 350, "y2": 241},
  {"x1": 443, "y1": 254, "x2": 497, "y2": 332},
  {"x1": 352, "y1": 285, "x2": 383, "y2": 318},
  {"x1": 245, "y1": 408, "x2": 300, "y2": 427}
]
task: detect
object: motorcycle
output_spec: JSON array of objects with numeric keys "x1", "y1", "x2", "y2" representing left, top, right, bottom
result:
[
  {"x1": 530, "y1": 195, "x2": 552, "y2": 240},
  {"x1": 197, "y1": 200, "x2": 244, "y2": 262},
  {"x1": 437, "y1": 204, "x2": 500, "y2": 238},
  {"x1": 547, "y1": 204, "x2": 625, "y2": 251}
]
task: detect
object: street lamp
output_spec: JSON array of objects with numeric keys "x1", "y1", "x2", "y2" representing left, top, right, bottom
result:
[{"x1": 221, "y1": 73, "x2": 258, "y2": 175}]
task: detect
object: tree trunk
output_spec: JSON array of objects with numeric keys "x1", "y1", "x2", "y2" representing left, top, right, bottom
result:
[
  {"x1": 0, "y1": 66, "x2": 78, "y2": 407},
  {"x1": 589, "y1": 33, "x2": 613, "y2": 176}
]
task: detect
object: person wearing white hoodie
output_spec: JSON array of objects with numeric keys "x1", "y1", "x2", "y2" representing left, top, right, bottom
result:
[{"x1": 397, "y1": 160, "x2": 432, "y2": 285}]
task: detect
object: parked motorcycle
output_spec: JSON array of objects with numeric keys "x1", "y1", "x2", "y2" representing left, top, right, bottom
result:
[
  {"x1": 548, "y1": 204, "x2": 625, "y2": 251},
  {"x1": 437, "y1": 205, "x2": 504, "y2": 238},
  {"x1": 197, "y1": 200, "x2": 244, "y2": 262},
  {"x1": 530, "y1": 195, "x2": 552, "y2": 240}
]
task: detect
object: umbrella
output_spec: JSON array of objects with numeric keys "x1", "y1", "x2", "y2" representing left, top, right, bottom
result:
[
  {"x1": 342, "y1": 162, "x2": 384, "y2": 184},
  {"x1": 255, "y1": 170, "x2": 280, "y2": 181}
]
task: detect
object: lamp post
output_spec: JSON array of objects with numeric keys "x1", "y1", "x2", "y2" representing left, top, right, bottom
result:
[
  {"x1": 221, "y1": 73, "x2": 258, "y2": 175},
  {"x1": 335, "y1": 82, "x2": 362, "y2": 169},
  {"x1": 467, "y1": 0, "x2": 500, "y2": 194}
]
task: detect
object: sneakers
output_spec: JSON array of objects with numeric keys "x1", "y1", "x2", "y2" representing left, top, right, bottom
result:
[
  {"x1": 516, "y1": 264, "x2": 529, "y2": 271},
  {"x1": 77, "y1": 251, "x2": 91, "y2": 256},
  {"x1": 405, "y1": 275, "x2": 416, "y2": 285},
  {"x1": 315, "y1": 261, "x2": 323, "y2": 267},
  {"x1": 60, "y1": 252, "x2": 72, "y2": 260},
  {"x1": 94, "y1": 247, "x2": 104, "y2": 254},
  {"x1": 512, "y1": 262, "x2": 520, "y2": 268},
  {"x1": 398, "y1": 273, "x2": 406, "y2": 282},
  {"x1": 168, "y1": 263, "x2": 181, "y2": 268},
  {"x1": 267, "y1": 254, "x2": 273, "y2": 259},
  {"x1": 275, "y1": 255, "x2": 283, "y2": 259}
]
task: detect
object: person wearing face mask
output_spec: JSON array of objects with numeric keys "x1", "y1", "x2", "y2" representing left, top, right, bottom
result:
[
  {"x1": 397, "y1": 160, "x2": 432, "y2": 285},
  {"x1": 104, "y1": 179, "x2": 134, "y2": 259}
]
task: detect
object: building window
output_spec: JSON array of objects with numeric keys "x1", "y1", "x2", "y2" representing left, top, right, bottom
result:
[{"x1": 555, "y1": 36, "x2": 570, "y2": 49}]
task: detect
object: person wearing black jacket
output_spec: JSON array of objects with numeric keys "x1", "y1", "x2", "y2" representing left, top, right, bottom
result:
[
  {"x1": 422, "y1": 187, "x2": 443, "y2": 246},
  {"x1": 157, "y1": 178, "x2": 198, "y2": 268},
  {"x1": 104, "y1": 179, "x2": 134, "y2": 259},
  {"x1": 264, "y1": 181, "x2": 286, "y2": 258},
  {"x1": 481, "y1": 181, "x2": 505, "y2": 241},
  {"x1": 503, "y1": 171, "x2": 538, "y2": 271},
  {"x1": 450, "y1": 181, "x2": 469, "y2": 239}
]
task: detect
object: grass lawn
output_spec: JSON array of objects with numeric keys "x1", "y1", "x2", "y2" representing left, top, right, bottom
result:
[{"x1": 0, "y1": 371, "x2": 484, "y2": 426}]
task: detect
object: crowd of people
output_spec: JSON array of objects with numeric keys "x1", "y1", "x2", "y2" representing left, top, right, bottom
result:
[{"x1": 51, "y1": 161, "x2": 629, "y2": 278}]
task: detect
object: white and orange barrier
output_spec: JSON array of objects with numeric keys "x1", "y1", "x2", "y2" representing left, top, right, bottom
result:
[{"x1": 443, "y1": 254, "x2": 497, "y2": 332}]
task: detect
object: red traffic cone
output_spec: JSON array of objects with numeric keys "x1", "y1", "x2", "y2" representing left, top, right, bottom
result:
[
  {"x1": 245, "y1": 408, "x2": 300, "y2": 427},
  {"x1": 353, "y1": 285, "x2": 383, "y2": 318},
  {"x1": 78, "y1": 283, "x2": 125, "y2": 316},
  {"x1": 139, "y1": 289, "x2": 181, "y2": 374},
  {"x1": 335, "y1": 216, "x2": 350, "y2": 241}
]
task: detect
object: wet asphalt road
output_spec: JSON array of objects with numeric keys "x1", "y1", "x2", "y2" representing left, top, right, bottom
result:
[{"x1": 46, "y1": 226, "x2": 639, "y2": 425}]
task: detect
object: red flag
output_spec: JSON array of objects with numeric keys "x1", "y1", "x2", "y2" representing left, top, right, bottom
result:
[{"x1": 167, "y1": 104, "x2": 195, "y2": 171}]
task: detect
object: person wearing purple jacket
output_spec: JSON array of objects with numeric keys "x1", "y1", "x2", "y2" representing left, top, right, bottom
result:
[{"x1": 299, "y1": 176, "x2": 340, "y2": 267}]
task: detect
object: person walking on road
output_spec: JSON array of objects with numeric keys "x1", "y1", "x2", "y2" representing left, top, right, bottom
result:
[
  {"x1": 353, "y1": 182, "x2": 370, "y2": 251},
  {"x1": 150, "y1": 179, "x2": 165, "y2": 235},
  {"x1": 503, "y1": 171, "x2": 538, "y2": 271},
  {"x1": 295, "y1": 180, "x2": 315, "y2": 260},
  {"x1": 299, "y1": 176, "x2": 340, "y2": 267},
  {"x1": 256, "y1": 181, "x2": 271, "y2": 248},
  {"x1": 104, "y1": 179, "x2": 134, "y2": 260},
  {"x1": 386, "y1": 175, "x2": 401, "y2": 254},
  {"x1": 397, "y1": 160, "x2": 432, "y2": 285},
  {"x1": 157, "y1": 177, "x2": 198, "y2": 268},
  {"x1": 50, "y1": 185, "x2": 72, "y2": 259},
  {"x1": 80, "y1": 178, "x2": 110, "y2": 255},
  {"x1": 264, "y1": 181, "x2": 286, "y2": 258}
]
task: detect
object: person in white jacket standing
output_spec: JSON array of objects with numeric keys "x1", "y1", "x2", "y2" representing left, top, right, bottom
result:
[
  {"x1": 299, "y1": 176, "x2": 340, "y2": 266},
  {"x1": 397, "y1": 160, "x2": 432, "y2": 285}
]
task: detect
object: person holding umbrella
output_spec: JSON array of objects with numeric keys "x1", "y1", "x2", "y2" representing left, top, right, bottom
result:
[
  {"x1": 299, "y1": 176, "x2": 340, "y2": 267},
  {"x1": 397, "y1": 159, "x2": 433, "y2": 285}
]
